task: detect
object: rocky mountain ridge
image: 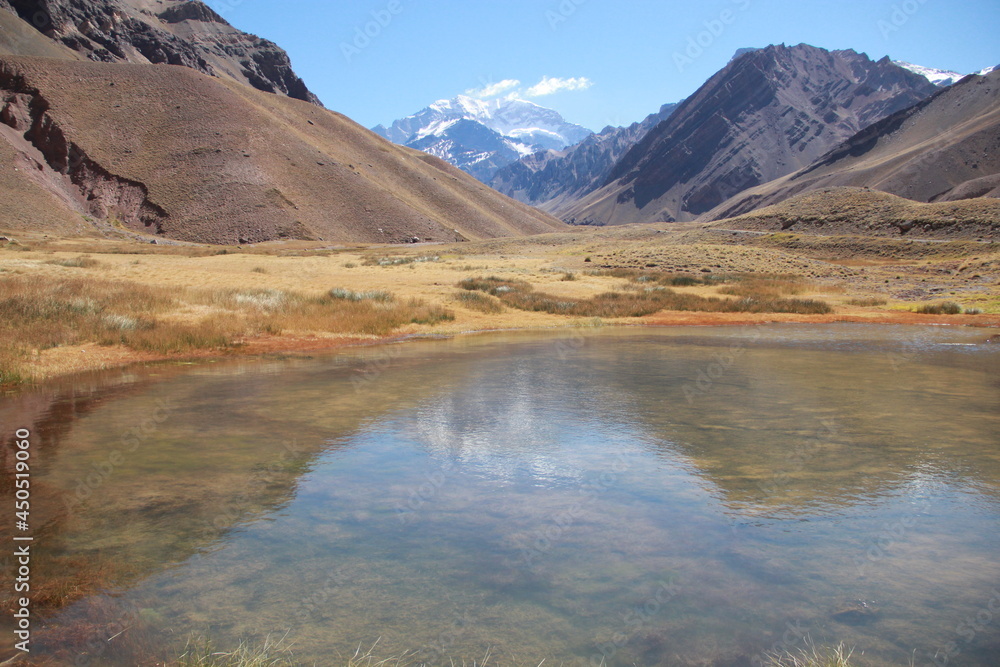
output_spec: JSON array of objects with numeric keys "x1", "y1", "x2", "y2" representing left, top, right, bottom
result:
[
  {"x1": 560, "y1": 44, "x2": 940, "y2": 225},
  {"x1": 489, "y1": 102, "x2": 679, "y2": 215},
  {"x1": 0, "y1": 0, "x2": 320, "y2": 104}
]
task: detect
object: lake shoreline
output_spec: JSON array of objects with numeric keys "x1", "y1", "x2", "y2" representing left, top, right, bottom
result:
[{"x1": 13, "y1": 309, "x2": 999, "y2": 388}]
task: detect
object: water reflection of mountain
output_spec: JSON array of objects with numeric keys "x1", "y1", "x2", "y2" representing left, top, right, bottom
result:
[
  {"x1": 590, "y1": 329, "x2": 1000, "y2": 515},
  {"x1": 2, "y1": 328, "x2": 998, "y2": 661}
]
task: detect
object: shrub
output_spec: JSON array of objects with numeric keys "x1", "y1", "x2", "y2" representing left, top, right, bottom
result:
[
  {"x1": 456, "y1": 291, "x2": 505, "y2": 314},
  {"x1": 364, "y1": 255, "x2": 441, "y2": 267},
  {"x1": 846, "y1": 297, "x2": 887, "y2": 307},
  {"x1": 45, "y1": 255, "x2": 102, "y2": 269},
  {"x1": 914, "y1": 301, "x2": 963, "y2": 315},
  {"x1": 329, "y1": 288, "x2": 394, "y2": 302}
]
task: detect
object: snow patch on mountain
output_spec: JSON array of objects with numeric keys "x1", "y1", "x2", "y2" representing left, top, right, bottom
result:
[
  {"x1": 893, "y1": 61, "x2": 966, "y2": 87},
  {"x1": 372, "y1": 96, "x2": 593, "y2": 182}
]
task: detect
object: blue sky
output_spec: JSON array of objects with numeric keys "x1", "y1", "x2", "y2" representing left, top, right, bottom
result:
[{"x1": 204, "y1": 0, "x2": 1000, "y2": 132}]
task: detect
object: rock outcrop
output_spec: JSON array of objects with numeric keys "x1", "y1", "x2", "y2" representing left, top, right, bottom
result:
[{"x1": 0, "y1": 0, "x2": 321, "y2": 104}]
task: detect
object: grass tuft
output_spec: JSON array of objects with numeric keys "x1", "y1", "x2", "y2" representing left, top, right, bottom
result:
[
  {"x1": 364, "y1": 255, "x2": 441, "y2": 267},
  {"x1": 914, "y1": 301, "x2": 963, "y2": 315},
  {"x1": 764, "y1": 642, "x2": 855, "y2": 667},
  {"x1": 329, "y1": 288, "x2": 394, "y2": 302},
  {"x1": 174, "y1": 634, "x2": 295, "y2": 667},
  {"x1": 45, "y1": 255, "x2": 102, "y2": 269},
  {"x1": 455, "y1": 291, "x2": 505, "y2": 314},
  {"x1": 846, "y1": 297, "x2": 888, "y2": 307}
]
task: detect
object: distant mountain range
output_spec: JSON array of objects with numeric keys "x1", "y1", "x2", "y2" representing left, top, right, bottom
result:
[
  {"x1": 490, "y1": 45, "x2": 978, "y2": 225},
  {"x1": 375, "y1": 46, "x2": 992, "y2": 226},
  {"x1": 372, "y1": 95, "x2": 592, "y2": 182},
  {"x1": 0, "y1": 1, "x2": 565, "y2": 243},
  {"x1": 1, "y1": 1, "x2": 997, "y2": 244},
  {"x1": 489, "y1": 103, "x2": 679, "y2": 213}
]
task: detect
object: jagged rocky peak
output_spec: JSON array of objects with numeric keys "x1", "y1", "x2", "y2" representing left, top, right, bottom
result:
[
  {"x1": 729, "y1": 47, "x2": 760, "y2": 62},
  {"x1": 157, "y1": 1, "x2": 226, "y2": 24},
  {"x1": 560, "y1": 43, "x2": 941, "y2": 225},
  {"x1": 0, "y1": 0, "x2": 321, "y2": 105}
]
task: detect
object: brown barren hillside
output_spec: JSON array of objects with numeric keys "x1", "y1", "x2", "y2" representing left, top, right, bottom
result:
[
  {"x1": 712, "y1": 187, "x2": 1000, "y2": 240},
  {"x1": 712, "y1": 69, "x2": 1000, "y2": 219},
  {"x1": 0, "y1": 56, "x2": 567, "y2": 244}
]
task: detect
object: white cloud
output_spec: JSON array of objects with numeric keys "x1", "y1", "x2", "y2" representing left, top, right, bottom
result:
[
  {"x1": 465, "y1": 79, "x2": 521, "y2": 99},
  {"x1": 524, "y1": 76, "x2": 593, "y2": 97}
]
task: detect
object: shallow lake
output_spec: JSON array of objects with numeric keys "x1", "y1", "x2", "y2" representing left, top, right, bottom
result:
[{"x1": 2, "y1": 325, "x2": 999, "y2": 666}]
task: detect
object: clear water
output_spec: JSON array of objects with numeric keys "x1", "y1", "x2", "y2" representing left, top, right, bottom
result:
[{"x1": 2, "y1": 325, "x2": 999, "y2": 666}]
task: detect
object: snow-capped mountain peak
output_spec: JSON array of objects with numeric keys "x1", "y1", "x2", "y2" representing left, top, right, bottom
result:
[
  {"x1": 372, "y1": 96, "x2": 593, "y2": 182},
  {"x1": 893, "y1": 61, "x2": 966, "y2": 87}
]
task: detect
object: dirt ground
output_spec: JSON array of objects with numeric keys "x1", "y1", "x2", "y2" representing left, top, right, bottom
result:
[{"x1": 2, "y1": 220, "x2": 999, "y2": 382}]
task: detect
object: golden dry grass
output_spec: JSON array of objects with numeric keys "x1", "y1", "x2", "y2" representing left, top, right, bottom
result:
[
  {"x1": 2, "y1": 219, "x2": 998, "y2": 384},
  {"x1": 457, "y1": 274, "x2": 832, "y2": 317},
  {"x1": 0, "y1": 272, "x2": 451, "y2": 384}
]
